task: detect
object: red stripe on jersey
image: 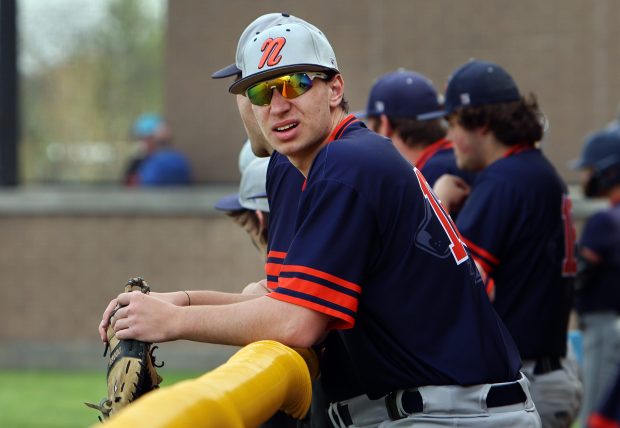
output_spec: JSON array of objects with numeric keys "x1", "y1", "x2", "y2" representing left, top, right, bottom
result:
[
  {"x1": 463, "y1": 237, "x2": 500, "y2": 267},
  {"x1": 485, "y1": 277, "x2": 496, "y2": 300},
  {"x1": 416, "y1": 138, "x2": 452, "y2": 170},
  {"x1": 503, "y1": 144, "x2": 534, "y2": 158},
  {"x1": 326, "y1": 114, "x2": 359, "y2": 144},
  {"x1": 471, "y1": 253, "x2": 494, "y2": 276},
  {"x1": 280, "y1": 264, "x2": 362, "y2": 293},
  {"x1": 278, "y1": 276, "x2": 359, "y2": 313},
  {"x1": 267, "y1": 250, "x2": 287, "y2": 259},
  {"x1": 588, "y1": 413, "x2": 620, "y2": 428},
  {"x1": 268, "y1": 292, "x2": 354, "y2": 329}
]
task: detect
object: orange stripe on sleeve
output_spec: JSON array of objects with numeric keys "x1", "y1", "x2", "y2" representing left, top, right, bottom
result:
[
  {"x1": 280, "y1": 265, "x2": 361, "y2": 293},
  {"x1": 268, "y1": 292, "x2": 355, "y2": 329},
  {"x1": 472, "y1": 254, "x2": 494, "y2": 276},
  {"x1": 463, "y1": 238, "x2": 500, "y2": 266},
  {"x1": 278, "y1": 276, "x2": 359, "y2": 313},
  {"x1": 265, "y1": 262, "x2": 283, "y2": 277},
  {"x1": 267, "y1": 250, "x2": 287, "y2": 259}
]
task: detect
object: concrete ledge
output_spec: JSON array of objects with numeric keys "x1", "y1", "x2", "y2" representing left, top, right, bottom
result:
[
  {"x1": 0, "y1": 185, "x2": 609, "y2": 219},
  {"x1": 0, "y1": 185, "x2": 238, "y2": 216},
  {"x1": 0, "y1": 340, "x2": 239, "y2": 371}
]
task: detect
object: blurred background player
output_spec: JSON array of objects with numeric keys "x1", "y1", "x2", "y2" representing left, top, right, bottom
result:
[
  {"x1": 358, "y1": 69, "x2": 475, "y2": 187},
  {"x1": 215, "y1": 140, "x2": 270, "y2": 259},
  {"x1": 433, "y1": 59, "x2": 582, "y2": 428},
  {"x1": 571, "y1": 128, "x2": 620, "y2": 427},
  {"x1": 123, "y1": 113, "x2": 192, "y2": 186}
]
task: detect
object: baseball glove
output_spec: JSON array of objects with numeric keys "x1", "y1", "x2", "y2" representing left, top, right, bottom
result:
[{"x1": 85, "y1": 277, "x2": 163, "y2": 421}]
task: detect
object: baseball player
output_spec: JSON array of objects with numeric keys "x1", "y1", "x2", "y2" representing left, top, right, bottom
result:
[
  {"x1": 213, "y1": 14, "x2": 319, "y2": 428},
  {"x1": 100, "y1": 17, "x2": 540, "y2": 427},
  {"x1": 571, "y1": 128, "x2": 620, "y2": 426},
  {"x1": 358, "y1": 69, "x2": 475, "y2": 187},
  {"x1": 215, "y1": 141, "x2": 270, "y2": 258},
  {"x1": 432, "y1": 59, "x2": 582, "y2": 427}
]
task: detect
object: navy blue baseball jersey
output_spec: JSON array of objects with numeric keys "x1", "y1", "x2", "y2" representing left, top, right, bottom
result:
[
  {"x1": 455, "y1": 146, "x2": 576, "y2": 360},
  {"x1": 265, "y1": 151, "x2": 306, "y2": 290},
  {"x1": 266, "y1": 115, "x2": 521, "y2": 401},
  {"x1": 416, "y1": 138, "x2": 476, "y2": 187},
  {"x1": 575, "y1": 204, "x2": 620, "y2": 314}
]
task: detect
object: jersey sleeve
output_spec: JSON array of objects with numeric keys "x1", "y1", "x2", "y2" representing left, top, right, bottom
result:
[
  {"x1": 268, "y1": 179, "x2": 376, "y2": 329},
  {"x1": 455, "y1": 180, "x2": 521, "y2": 274},
  {"x1": 580, "y1": 212, "x2": 612, "y2": 255}
]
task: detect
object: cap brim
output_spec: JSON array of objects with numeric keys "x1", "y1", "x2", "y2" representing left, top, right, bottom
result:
[
  {"x1": 351, "y1": 110, "x2": 368, "y2": 119},
  {"x1": 229, "y1": 64, "x2": 338, "y2": 94},
  {"x1": 416, "y1": 110, "x2": 446, "y2": 121},
  {"x1": 569, "y1": 158, "x2": 587, "y2": 170},
  {"x1": 214, "y1": 193, "x2": 244, "y2": 211},
  {"x1": 246, "y1": 192, "x2": 268, "y2": 200},
  {"x1": 211, "y1": 63, "x2": 241, "y2": 79}
]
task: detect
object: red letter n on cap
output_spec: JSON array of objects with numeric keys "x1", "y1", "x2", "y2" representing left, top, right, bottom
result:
[{"x1": 258, "y1": 37, "x2": 286, "y2": 69}]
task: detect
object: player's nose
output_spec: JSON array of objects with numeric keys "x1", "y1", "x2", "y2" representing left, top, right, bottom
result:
[{"x1": 269, "y1": 89, "x2": 292, "y2": 114}]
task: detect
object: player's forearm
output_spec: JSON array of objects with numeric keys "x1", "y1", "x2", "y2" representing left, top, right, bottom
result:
[
  {"x1": 174, "y1": 296, "x2": 330, "y2": 348},
  {"x1": 182, "y1": 289, "x2": 260, "y2": 306}
]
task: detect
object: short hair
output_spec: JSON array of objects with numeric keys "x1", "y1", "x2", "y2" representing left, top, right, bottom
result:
[
  {"x1": 451, "y1": 94, "x2": 544, "y2": 146},
  {"x1": 387, "y1": 117, "x2": 447, "y2": 147}
]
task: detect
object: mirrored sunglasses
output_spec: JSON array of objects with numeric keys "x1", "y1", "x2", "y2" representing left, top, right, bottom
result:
[{"x1": 246, "y1": 72, "x2": 329, "y2": 106}]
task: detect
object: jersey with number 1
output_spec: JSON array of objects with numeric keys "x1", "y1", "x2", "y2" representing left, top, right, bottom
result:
[
  {"x1": 266, "y1": 115, "x2": 521, "y2": 401},
  {"x1": 455, "y1": 146, "x2": 576, "y2": 360}
]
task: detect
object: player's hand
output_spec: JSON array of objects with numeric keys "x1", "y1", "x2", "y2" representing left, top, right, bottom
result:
[
  {"x1": 433, "y1": 174, "x2": 471, "y2": 213},
  {"x1": 110, "y1": 292, "x2": 182, "y2": 343},
  {"x1": 242, "y1": 279, "x2": 271, "y2": 295},
  {"x1": 99, "y1": 298, "x2": 119, "y2": 343}
]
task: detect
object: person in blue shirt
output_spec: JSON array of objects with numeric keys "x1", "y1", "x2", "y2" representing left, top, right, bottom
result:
[
  {"x1": 433, "y1": 59, "x2": 582, "y2": 428},
  {"x1": 572, "y1": 128, "x2": 620, "y2": 427},
  {"x1": 124, "y1": 113, "x2": 192, "y2": 186},
  {"x1": 100, "y1": 17, "x2": 539, "y2": 427}
]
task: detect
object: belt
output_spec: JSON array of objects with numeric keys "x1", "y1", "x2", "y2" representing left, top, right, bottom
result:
[
  {"x1": 533, "y1": 356, "x2": 562, "y2": 375},
  {"x1": 333, "y1": 381, "x2": 527, "y2": 424}
]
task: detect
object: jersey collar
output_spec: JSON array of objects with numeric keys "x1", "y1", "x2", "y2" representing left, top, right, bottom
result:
[
  {"x1": 502, "y1": 143, "x2": 535, "y2": 158},
  {"x1": 326, "y1": 114, "x2": 360, "y2": 144},
  {"x1": 416, "y1": 138, "x2": 452, "y2": 170}
]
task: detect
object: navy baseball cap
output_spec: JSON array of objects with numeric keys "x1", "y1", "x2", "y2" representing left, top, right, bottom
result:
[
  {"x1": 571, "y1": 129, "x2": 620, "y2": 170},
  {"x1": 356, "y1": 70, "x2": 444, "y2": 120},
  {"x1": 442, "y1": 60, "x2": 521, "y2": 115}
]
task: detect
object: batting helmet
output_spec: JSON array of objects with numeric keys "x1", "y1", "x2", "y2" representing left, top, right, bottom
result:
[{"x1": 573, "y1": 129, "x2": 620, "y2": 196}]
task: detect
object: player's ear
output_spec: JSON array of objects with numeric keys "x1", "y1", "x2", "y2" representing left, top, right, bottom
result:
[
  {"x1": 327, "y1": 74, "x2": 344, "y2": 108},
  {"x1": 256, "y1": 210, "x2": 270, "y2": 234},
  {"x1": 379, "y1": 114, "x2": 393, "y2": 137}
]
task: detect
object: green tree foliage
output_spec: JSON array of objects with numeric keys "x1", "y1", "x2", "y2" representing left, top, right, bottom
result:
[{"x1": 20, "y1": 0, "x2": 165, "y2": 183}]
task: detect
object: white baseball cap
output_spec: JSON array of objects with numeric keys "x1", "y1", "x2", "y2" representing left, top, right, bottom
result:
[
  {"x1": 215, "y1": 157, "x2": 269, "y2": 213},
  {"x1": 212, "y1": 13, "x2": 321, "y2": 79},
  {"x1": 237, "y1": 139, "x2": 256, "y2": 174},
  {"x1": 229, "y1": 19, "x2": 339, "y2": 94}
]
